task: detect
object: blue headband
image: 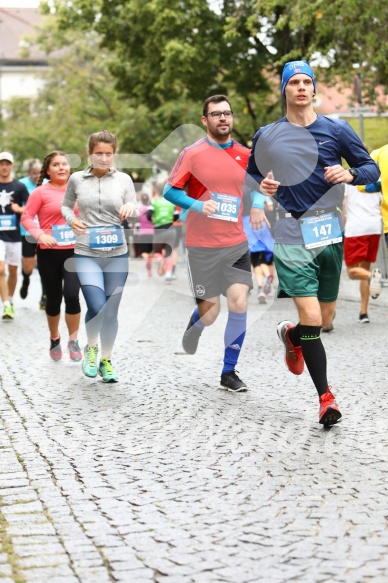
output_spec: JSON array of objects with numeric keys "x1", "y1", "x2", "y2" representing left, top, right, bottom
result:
[{"x1": 281, "y1": 60, "x2": 316, "y2": 96}]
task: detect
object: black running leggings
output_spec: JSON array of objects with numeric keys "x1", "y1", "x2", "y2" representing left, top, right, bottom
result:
[{"x1": 37, "y1": 248, "x2": 81, "y2": 317}]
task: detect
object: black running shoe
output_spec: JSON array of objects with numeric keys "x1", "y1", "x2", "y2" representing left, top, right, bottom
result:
[
  {"x1": 359, "y1": 313, "x2": 370, "y2": 324},
  {"x1": 182, "y1": 315, "x2": 203, "y2": 355},
  {"x1": 220, "y1": 371, "x2": 248, "y2": 392},
  {"x1": 20, "y1": 278, "x2": 30, "y2": 299}
]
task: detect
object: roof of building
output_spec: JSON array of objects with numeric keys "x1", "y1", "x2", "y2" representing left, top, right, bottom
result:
[{"x1": 0, "y1": 7, "x2": 47, "y2": 65}]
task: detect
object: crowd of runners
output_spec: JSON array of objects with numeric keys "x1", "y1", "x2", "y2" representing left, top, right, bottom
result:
[{"x1": 0, "y1": 61, "x2": 386, "y2": 426}]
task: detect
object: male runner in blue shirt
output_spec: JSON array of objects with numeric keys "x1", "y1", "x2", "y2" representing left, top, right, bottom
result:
[{"x1": 246, "y1": 60, "x2": 380, "y2": 425}]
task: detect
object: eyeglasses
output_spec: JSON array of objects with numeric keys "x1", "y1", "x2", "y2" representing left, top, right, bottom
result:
[{"x1": 205, "y1": 110, "x2": 233, "y2": 119}]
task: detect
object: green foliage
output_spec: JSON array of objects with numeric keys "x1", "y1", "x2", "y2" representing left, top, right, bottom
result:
[
  {"x1": 2, "y1": 0, "x2": 387, "y2": 174},
  {"x1": 345, "y1": 117, "x2": 388, "y2": 152},
  {"x1": 250, "y1": 0, "x2": 388, "y2": 99},
  {"x1": 1, "y1": 26, "x2": 162, "y2": 174},
  {"x1": 40, "y1": 0, "x2": 283, "y2": 127}
]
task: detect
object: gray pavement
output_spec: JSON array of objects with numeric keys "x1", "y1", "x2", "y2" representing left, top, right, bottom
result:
[{"x1": 1, "y1": 257, "x2": 388, "y2": 583}]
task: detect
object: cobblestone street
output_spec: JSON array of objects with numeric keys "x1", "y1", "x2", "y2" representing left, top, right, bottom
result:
[{"x1": 1, "y1": 258, "x2": 388, "y2": 583}]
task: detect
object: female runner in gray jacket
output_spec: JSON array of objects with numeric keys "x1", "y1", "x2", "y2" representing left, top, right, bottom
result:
[{"x1": 62, "y1": 130, "x2": 138, "y2": 383}]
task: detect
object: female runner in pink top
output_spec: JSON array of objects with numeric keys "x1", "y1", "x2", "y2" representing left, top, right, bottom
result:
[{"x1": 21, "y1": 151, "x2": 81, "y2": 362}]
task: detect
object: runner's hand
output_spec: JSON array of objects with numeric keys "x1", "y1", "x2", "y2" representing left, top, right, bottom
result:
[
  {"x1": 202, "y1": 200, "x2": 219, "y2": 215},
  {"x1": 38, "y1": 233, "x2": 57, "y2": 248},
  {"x1": 71, "y1": 219, "x2": 87, "y2": 236},
  {"x1": 260, "y1": 171, "x2": 280, "y2": 196},
  {"x1": 324, "y1": 165, "x2": 353, "y2": 184},
  {"x1": 250, "y1": 208, "x2": 270, "y2": 230},
  {"x1": 119, "y1": 202, "x2": 138, "y2": 221},
  {"x1": 10, "y1": 201, "x2": 23, "y2": 213}
]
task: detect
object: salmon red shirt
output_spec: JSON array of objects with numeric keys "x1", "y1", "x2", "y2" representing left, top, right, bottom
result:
[{"x1": 167, "y1": 138, "x2": 249, "y2": 248}]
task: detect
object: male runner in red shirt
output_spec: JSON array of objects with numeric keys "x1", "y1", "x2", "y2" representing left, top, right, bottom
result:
[{"x1": 164, "y1": 95, "x2": 266, "y2": 392}]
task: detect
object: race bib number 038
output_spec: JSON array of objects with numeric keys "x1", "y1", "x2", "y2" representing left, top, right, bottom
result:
[
  {"x1": 209, "y1": 193, "x2": 240, "y2": 222},
  {"x1": 52, "y1": 224, "x2": 76, "y2": 246},
  {"x1": 0, "y1": 214, "x2": 16, "y2": 231},
  {"x1": 300, "y1": 212, "x2": 342, "y2": 249},
  {"x1": 89, "y1": 226, "x2": 123, "y2": 250}
]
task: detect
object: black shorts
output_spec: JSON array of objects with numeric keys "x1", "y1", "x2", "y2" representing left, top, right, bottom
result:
[
  {"x1": 153, "y1": 224, "x2": 175, "y2": 258},
  {"x1": 186, "y1": 242, "x2": 253, "y2": 302},
  {"x1": 22, "y1": 235, "x2": 38, "y2": 258},
  {"x1": 250, "y1": 251, "x2": 274, "y2": 268},
  {"x1": 135, "y1": 234, "x2": 153, "y2": 254}
]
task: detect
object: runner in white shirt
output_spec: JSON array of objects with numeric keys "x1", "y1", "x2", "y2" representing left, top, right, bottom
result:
[{"x1": 343, "y1": 182, "x2": 383, "y2": 323}]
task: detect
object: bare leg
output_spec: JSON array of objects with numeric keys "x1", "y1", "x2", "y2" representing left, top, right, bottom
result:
[
  {"x1": 253, "y1": 265, "x2": 264, "y2": 288},
  {"x1": 319, "y1": 300, "x2": 337, "y2": 329},
  {"x1": 346, "y1": 262, "x2": 371, "y2": 282},
  {"x1": 47, "y1": 314, "x2": 60, "y2": 339},
  {"x1": 347, "y1": 260, "x2": 371, "y2": 316},
  {"x1": 22, "y1": 256, "x2": 36, "y2": 276},
  {"x1": 8, "y1": 265, "x2": 18, "y2": 298},
  {"x1": 197, "y1": 296, "x2": 221, "y2": 325},
  {"x1": 65, "y1": 312, "x2": 81, "y2": 341},
  {"x1": 360, "y1": 280, "x2": 369, "y2": 315},
  {"x1": 0, "y1": 261, "x2": 8, "y2": 302}
]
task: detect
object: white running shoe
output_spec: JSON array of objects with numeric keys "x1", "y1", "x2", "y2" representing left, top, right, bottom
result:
[{"x1": 369, "y1": 268, "x2": 382, "y2": 299}]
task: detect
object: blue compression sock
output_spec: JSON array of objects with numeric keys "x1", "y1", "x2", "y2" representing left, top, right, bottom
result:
[
  {"x1": 222, "y1": 311, "x2": 247, "y2": 374},
  {"x1": 191, "y1": 306, "x2": 205, "y2": 330}
]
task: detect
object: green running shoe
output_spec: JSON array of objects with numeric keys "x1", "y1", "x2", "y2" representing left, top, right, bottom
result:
[
  {"x1": 82, "y1": 345, "x2": 99, "y2": 378},
  {"x1": 2, "y1": 304, "x2": 14, "y2": 321},
  {"x1": 99, "y1": 358, "x2": 118, "y2": 383}
]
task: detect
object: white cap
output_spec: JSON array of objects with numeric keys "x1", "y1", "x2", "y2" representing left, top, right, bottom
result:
[{"x1": 0, "y1": 152, "x2": 14, "y2": 163}]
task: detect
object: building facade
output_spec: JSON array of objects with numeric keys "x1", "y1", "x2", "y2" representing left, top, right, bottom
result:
[{"x1": 0, "y1": 7, "x2": 48, "y2": 102}]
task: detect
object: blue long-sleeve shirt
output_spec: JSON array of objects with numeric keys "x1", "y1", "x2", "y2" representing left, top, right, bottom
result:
[{"x1": 246, "y1": 115, "x2": 380, "y2": 244}]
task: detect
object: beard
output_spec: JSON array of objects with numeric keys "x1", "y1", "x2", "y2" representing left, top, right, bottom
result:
[{"x1": 208, "y1": 123, "x2": 232, "y2": 140}]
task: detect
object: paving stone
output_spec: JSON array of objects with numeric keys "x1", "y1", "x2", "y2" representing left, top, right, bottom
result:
[
  {"x1": 0, "y1": 264, "x2": 387, "y2": 583},
  {"x1": 0, "y1": 564, "x2": 13, "y2": 576}
]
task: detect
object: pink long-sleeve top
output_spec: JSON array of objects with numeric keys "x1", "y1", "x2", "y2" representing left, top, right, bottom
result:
[{"x1": 21, "y1": 182, "x2": 77, "y2": 250}]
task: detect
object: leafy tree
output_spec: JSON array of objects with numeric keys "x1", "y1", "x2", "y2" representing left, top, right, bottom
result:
[
  {"x1": 250, "y1": 0, "x2": 388, "y2": 102},
  {"x1": 4, "y1": 0, "x2": 386, "y2": 173},
  {"x1": 1, "y1": 26, "x2": 166, "y2": 174},
  {"x1": 41, "y1": 0, "x2": 388, "y2": 135},
  {"x1": 40, "y1": 0, "x2": 282, "y2": 139}
]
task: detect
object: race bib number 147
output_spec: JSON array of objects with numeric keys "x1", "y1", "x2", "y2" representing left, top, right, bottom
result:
[{"x1": 300, "y1": 212, "x2": 342, "y2": 249}]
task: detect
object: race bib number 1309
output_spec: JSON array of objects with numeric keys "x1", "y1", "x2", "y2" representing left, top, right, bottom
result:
[{"x1": 89, "y1": 226, "x2": 123, "y2": 250}]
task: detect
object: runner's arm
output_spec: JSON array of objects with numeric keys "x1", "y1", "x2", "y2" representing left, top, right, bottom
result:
[
  {"x1": 20, "y1": 190, "x2": 44, "y2": 240},
  {"x1": 61, "y1": 175, "x2": 78, "y2": 226},
  {"x1": 163, "y1": 184, "x2": 204, "y2": 213},
  {"x1": 250, "y1": 190, "x2": 266, "y2": 210}
]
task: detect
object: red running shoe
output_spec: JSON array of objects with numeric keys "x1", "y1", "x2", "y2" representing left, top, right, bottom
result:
[
  {"x1": 319, "y1": 387, "x2": 342, "y2": 426},
  {"x1": 277, "y1": 320, "x2": 304, "y2": 375}
]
